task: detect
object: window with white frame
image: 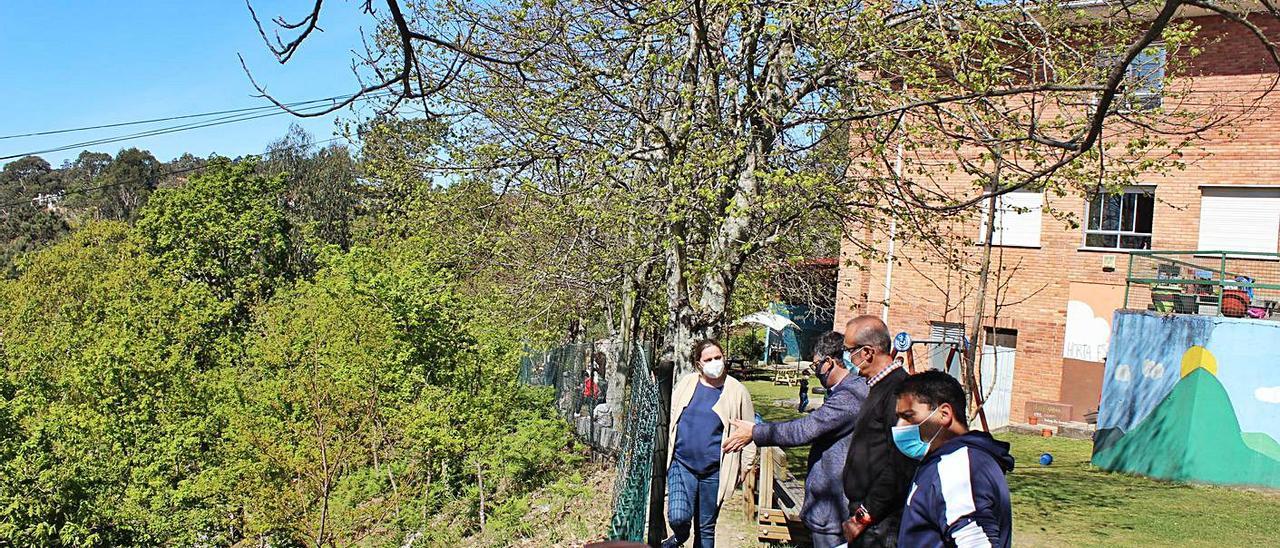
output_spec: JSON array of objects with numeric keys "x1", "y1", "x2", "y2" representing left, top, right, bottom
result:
[
  {"x1": 1084, "y1": 187, "x2": 1155, "y2": 250},
  {"x1": 1197, "y1": 187, "x2": 1280, "y2": 254},
  {"x1": 1098, "y1": 44, "x2": 1166, "y2": 111},
  {"x1": 977, "y1": 189, "x2": 1043, "y2": 248}
]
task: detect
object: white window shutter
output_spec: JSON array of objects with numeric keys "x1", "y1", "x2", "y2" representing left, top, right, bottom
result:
[
  {"x1": 978, "y1": 191, "x2": 1043, "y2": 248},
  {"x1": 1197, "y1": 188, "x2": 1280, "y2": 253}
]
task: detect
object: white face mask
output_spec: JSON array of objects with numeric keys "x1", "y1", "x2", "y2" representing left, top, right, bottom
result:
[{"x1": 701, "y1": 359, "x2": 725, "y2": 379}]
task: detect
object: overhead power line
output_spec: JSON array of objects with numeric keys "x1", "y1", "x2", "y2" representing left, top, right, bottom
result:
[
  {"x1": 0, "y1": 92, "x2": 387, "y2": 141},
  {"x1": 0, "y1": 91, "x2": 390, "y2": 162},
  {"x1": 0, "y1": 135, "x2": 353, "y2": 210}
]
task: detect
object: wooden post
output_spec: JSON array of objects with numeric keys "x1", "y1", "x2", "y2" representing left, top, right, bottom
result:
[
  {"x1": 477, "y1": 461, "x2": 486, "y2": 530},
  {"x1": 759, "y1": 447, "x2": 775, "y2": 513},
  {"x1": 647, "y1": 358, "x2": 674, "y2": 546}
]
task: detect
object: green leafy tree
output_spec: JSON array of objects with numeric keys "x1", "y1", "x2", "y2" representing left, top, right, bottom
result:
[
  {"x1": 0, "y1": 222, "x2": 235, "y2": 545},
  {"x1": 262, "y1": 124, "x2": 363, "y2": 271},
  {"x1": 225, "y1": 242, "x2": 576, "y2": 545},
  {"x1": 136, "y1": 157, "x2": 295, "y2": 317},
  {"x1": 0, "y1": 155, "x2": 69, "y2": 277},
  {"x1": 76, "y1": 148, "x2": 160, "y2": 221},
  {"x1": 249, "y1": 0, "x2": 1276, "y2": 375}
]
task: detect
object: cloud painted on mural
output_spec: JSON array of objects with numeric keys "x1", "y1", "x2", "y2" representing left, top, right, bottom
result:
[
  {"x1": 1256, "y1": 386, "x2": 1280, "y2": 404},
  {"x1": 1115, "y1": 363, "x2": 1132, "y2": 382},
  {"x1": 1063, "y1": 300, "x2": 1111, "y2": 362},
  {"x1": 1141, "y1": 359, "x2": 1165, "y2": 379},
  {"x1": 1097, "y1": 313, "x2": 1213, "y2": 432}
]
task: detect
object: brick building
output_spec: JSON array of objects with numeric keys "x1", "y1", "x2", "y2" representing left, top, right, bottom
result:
[{"x1": 836, "y1": 13, "x2": 1280, "y2": 428}]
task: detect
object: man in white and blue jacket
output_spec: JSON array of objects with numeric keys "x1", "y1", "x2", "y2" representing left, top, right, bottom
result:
[
  {"x1": 722, "y1": 331, "x2": 869, "y2": 548},
  {"x1": 892, "y1": 370, "x2": 1014, "y2": 548}
]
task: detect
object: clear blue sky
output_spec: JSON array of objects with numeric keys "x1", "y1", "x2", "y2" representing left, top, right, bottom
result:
[{"x1": 0, "y1": 1, "x2": 377, "y2": 168}]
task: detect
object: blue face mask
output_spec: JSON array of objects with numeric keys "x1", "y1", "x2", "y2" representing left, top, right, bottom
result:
[
  {"x1": 891, "y1": 407, "x2": 943, "y2": 460},
  {"x1": 842, "y1": 350, "x2": 856, "y2": 370}
]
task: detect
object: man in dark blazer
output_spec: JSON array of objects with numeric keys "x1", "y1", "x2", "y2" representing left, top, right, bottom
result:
[{"x1": 840, "y1": 315, "x2": 917, "y2": 547}]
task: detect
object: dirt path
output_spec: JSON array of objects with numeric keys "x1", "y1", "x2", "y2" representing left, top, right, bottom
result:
[{"x1": 712, "y1": 480, "x2": 805, "y2": 548}]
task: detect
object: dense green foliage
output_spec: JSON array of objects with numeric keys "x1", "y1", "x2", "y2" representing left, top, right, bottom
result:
[
  {"x1": 0, "y1": 156, "x2": 71, "y2": 277},
  {"x1": 137, "y1": 158, "x2": 295, "y2": 315},
  {"x1": 0, "y1": 154, "x2": 580, "y2": 546}
]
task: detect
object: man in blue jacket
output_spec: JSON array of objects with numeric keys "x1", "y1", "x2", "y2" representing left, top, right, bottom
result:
[
  {"x1": 723, "y1": 331, "x2": 869, "y2": 547},
  {"x1": 892, "y1": 370, "x2": 1015, "y2": 548}
]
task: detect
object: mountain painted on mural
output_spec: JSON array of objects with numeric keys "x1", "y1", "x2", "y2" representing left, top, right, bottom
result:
[{"x1": 1093, "y1": 367, "x2": 1280, "y2": 488}]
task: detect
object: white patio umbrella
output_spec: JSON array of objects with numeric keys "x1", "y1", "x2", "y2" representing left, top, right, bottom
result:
[{"x1": 733, "y1": 311, "x2": 800, "y2": 332}]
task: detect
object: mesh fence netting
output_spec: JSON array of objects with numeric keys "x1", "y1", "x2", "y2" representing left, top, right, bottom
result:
[{"x1": 517, "y1": 341, "x2": 660, "y2": 542}]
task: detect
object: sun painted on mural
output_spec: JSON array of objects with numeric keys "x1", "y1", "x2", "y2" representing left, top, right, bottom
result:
[
  {"x1": 1179, "y1": 345, "x2": 1217, "y2": 377},
  {"x1": 1093, "y1": 312, "x2": 1280, "y2": 489}
]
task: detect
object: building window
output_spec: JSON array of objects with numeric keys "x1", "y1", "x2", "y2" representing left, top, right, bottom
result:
[
  {"x1": 1197, "y1": 187, "x2": 1280, "y2": 254},
  {"x1": 977, "y1": 190, "x2": 1043, "y2": 248},
  {"x1": 1124, "y1": 45, "x2": 1165, "y2": 111},
  {"x1": 983, "y1": 327, "x2": 1018, "y2": 350},
  {"x1": 1098, "y1": 44, "x2": 1166, "y2": 111},
  {"x1": 1084, "y1": 187, "x2": 1154, "y2": 250}
]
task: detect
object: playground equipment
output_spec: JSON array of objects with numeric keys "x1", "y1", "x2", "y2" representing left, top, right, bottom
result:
[{"x1": 894, "y1": 331, "x2": 992, "y2": 433}]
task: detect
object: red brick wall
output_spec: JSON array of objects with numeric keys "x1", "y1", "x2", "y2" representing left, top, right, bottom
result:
[{"x1": 835, "y1": 15, "x2": 1280, "y2": 423}]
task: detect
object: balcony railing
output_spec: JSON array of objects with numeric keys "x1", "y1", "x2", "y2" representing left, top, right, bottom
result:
[{"x1": 1124, "y1": 250, "x2": 1280, "y2": 320}]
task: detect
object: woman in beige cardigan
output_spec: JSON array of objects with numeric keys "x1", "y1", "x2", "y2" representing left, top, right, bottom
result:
[{"x1": 662, "y1": 339, "x2": 757, "y2": 548}]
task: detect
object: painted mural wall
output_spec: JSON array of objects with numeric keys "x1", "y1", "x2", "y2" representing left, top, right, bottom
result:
[
  {"x1": 1092, "y1": 311, "x2": 1280, "y2": 488},
  {"x1": 1063, "y1": 282, "x2": 1125, "y2": 362}
]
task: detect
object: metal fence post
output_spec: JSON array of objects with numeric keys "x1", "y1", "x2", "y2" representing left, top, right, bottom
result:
[
  {"x1": 1219, "y1": 252, "x2": 1227, "y2": 315},
  {"x1": 1123, "y1": 253, "x2": 1134, "y2": 308}
]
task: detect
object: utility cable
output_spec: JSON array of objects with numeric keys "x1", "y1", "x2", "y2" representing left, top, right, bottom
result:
[{"x1": 0, "y1": 91, "x2": 390, "y2": 141}]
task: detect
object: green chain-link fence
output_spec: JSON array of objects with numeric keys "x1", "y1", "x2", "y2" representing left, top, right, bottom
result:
[
  {"x1": 517, "y1": 341, "x2": 660, "y2": 542},
  {"x1": 1124, "y1": 250, "x2": 1280, "y2": 320}
]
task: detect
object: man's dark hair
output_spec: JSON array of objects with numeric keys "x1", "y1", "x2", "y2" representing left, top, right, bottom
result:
[
  {"x1": 813, "y1": 331, "x2": 845, "y2": 367},
  {"x1": 897, "y1": 370, "x2": 969, "y2": 427}
]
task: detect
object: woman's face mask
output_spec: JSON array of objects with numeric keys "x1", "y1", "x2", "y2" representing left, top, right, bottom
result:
[{"x1": 701, "y1": 358, "x2": 725, "y2": 379}]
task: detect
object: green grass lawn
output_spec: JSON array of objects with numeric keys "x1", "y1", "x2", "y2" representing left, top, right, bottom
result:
[
  {"x1": 743, "y1": 380, "x2": 1280, "y2": 547},
  {"x1": 1004, "y1": 432, "x2": 1280, "y2": 547}
]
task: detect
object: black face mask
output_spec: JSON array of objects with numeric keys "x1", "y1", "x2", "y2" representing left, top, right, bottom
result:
[{"x1": 815, "y1": 357, "x2": 834, "y2": 388}]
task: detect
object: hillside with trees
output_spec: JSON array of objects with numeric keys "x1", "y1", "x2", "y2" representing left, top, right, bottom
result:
[{"x1": 0, "y1": 127, "x2": 591, "y2": 545}]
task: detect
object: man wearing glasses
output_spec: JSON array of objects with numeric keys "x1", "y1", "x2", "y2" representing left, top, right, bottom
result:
[{"x1": 839, "y1": 315, "x2": 917, "y2": 547}]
